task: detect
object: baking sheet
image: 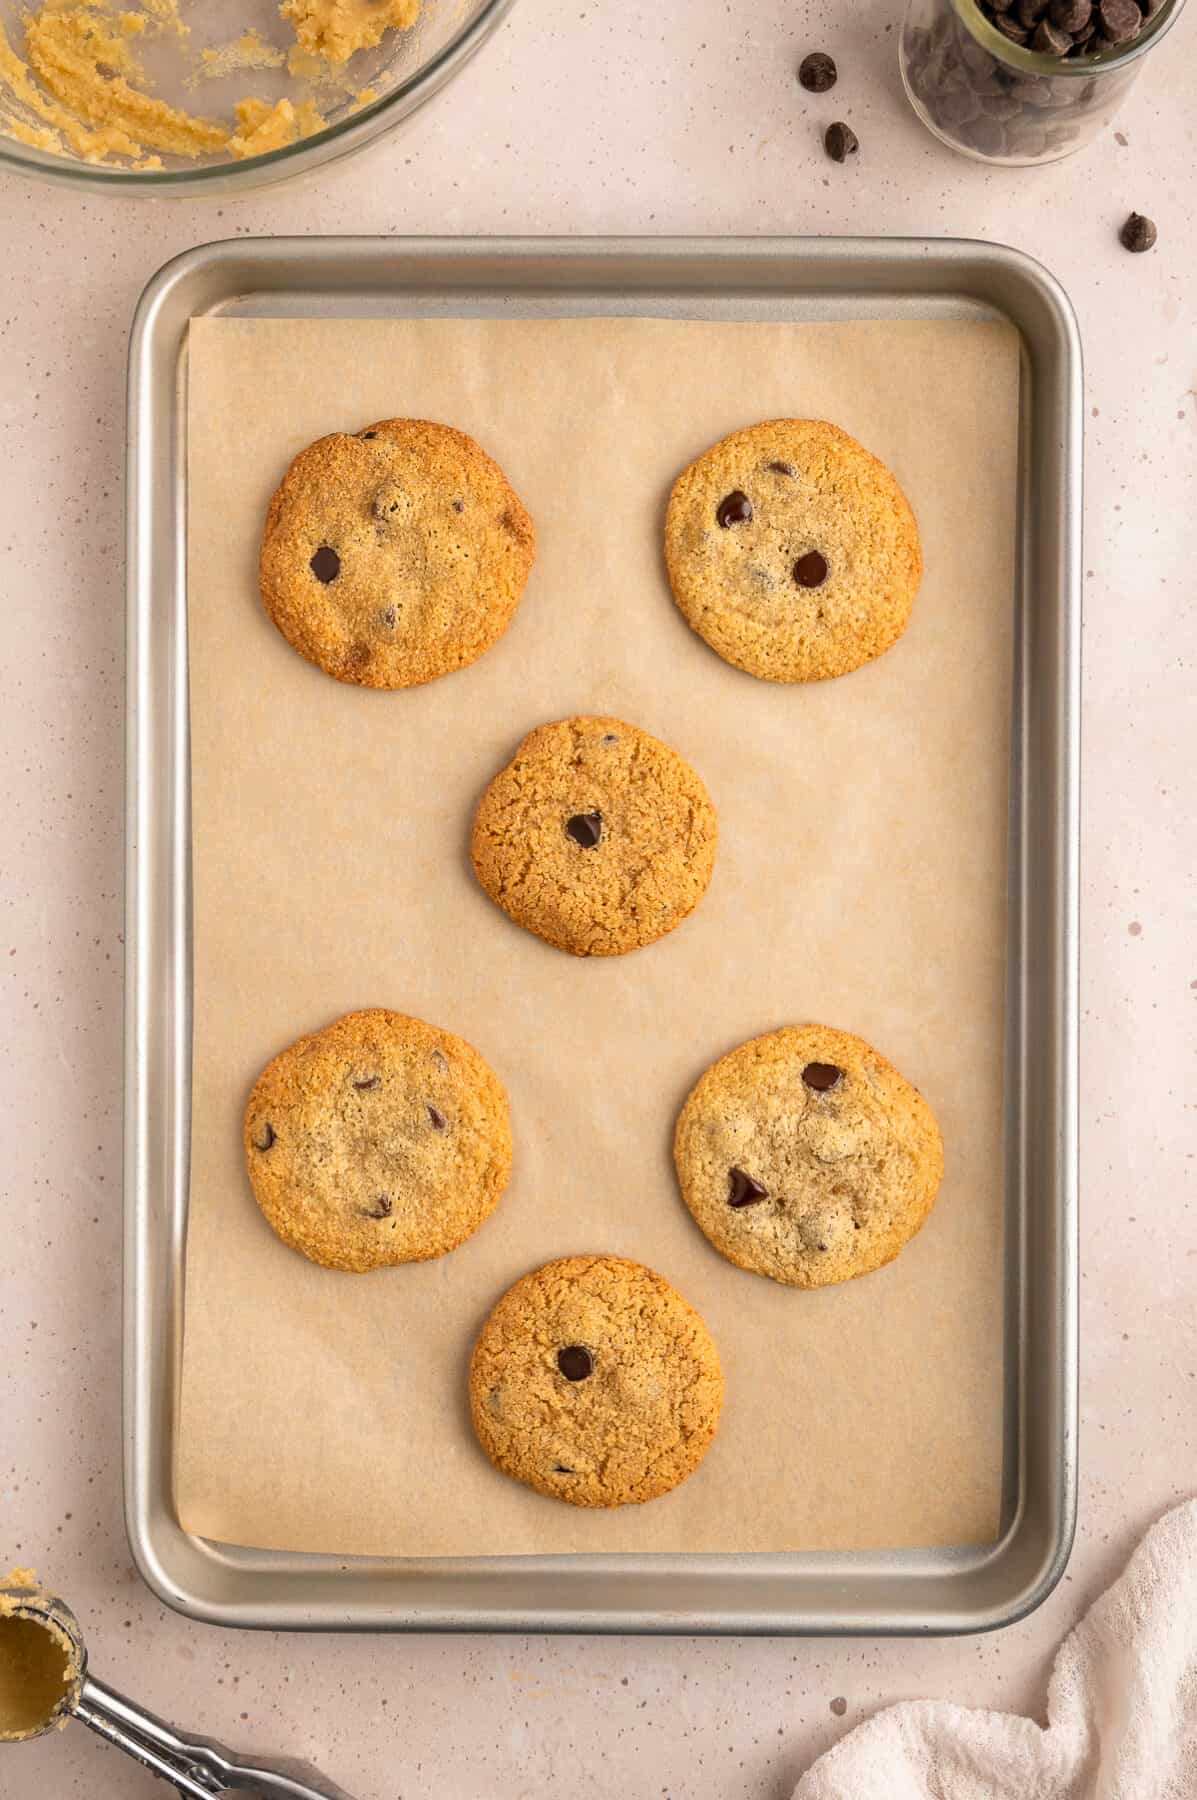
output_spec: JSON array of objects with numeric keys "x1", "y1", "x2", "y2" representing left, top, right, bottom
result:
[{"x1": 177, "y1": 313, "x2": 1017, "y2": 1558}]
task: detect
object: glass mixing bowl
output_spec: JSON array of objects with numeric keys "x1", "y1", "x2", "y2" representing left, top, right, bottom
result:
[{"x1": 0, "y1": 0, "x2": 514, "y2": 193}]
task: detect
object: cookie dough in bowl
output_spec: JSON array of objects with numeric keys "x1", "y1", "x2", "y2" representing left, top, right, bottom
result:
[
  {"x1": 0, "y1": 0, "x2": 514, "y2": 185},
  {"x1": 674, "y1": 1024, "x2": 944, "y2": 1287}
]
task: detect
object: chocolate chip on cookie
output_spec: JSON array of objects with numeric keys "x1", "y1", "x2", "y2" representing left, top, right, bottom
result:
[
  {"x1": 664, "y1": 419, "x2": 922, "y2": 683},
  {"x1": 469, "y1": 1255, "x2": 724, "y2": 1507},
  {"x1": 244, "y1": 1008, "x2": 512, "y2": 1271},
  {"x1": 675, "y1": 1025, "x2": 944, "y2": 1287},
  {"x1": 471, "y1": 716, "x2": 718, "y2": 957},
  {"x1": 259, "y1": 418, "x2": 535, "y2": 689}
]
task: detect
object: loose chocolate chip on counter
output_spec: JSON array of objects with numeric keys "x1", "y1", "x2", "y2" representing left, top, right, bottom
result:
[
  {"x1": 793, "y1": 550, "x2": 829, "y2": 587},
  {"x1": 798, "y1": 50, "x2": 838, "y2": 92},
  {"x1": 824, "y1": 121, "x2": 859, "y2": 161},
  {"x1": 310, "y1": 545, "x2": 340, "y2": 583},
  {"x1": 767, "y1": 460, "x2": 798, "y2": 476},
  {"x1": 353, "y1": 1075, "x2": 381, "y2": 1091},
  {"x1": 557, "y1": 1345, "x2": 593, "y2": 1381},
  {"x1": 1098, "y1": 0, "x2": 1142, "y2": 37},
  {"x1": 1032, "y1": 16, "x2": 1073, "y2": 51},
  {"x1": 252, "y1": 1122, "x2": 276, "y2": 1151},
  {"x1": 728, "y1": 1167, "x2": 769, "y2": 1208},
  {"x1": 364, "y1": 1194, "x2": 393, "y2": 1219},
  {"x1": 802, "y1": 1062, "x2": 843, "y2": 1092},
  {"x1": 716, "y1": 489, "x2": 754, "y2": 527},
  {"x1": 565, "y1": 810, "x2": 603, "y2": 848},
  {"x1": 1049, "y1": 0, "x2": 1092, "y2": 29},
  {"x1": 1119, "y1": 211, "x2": 1157, "y2": 251},
  {"x1": 427, "y1": 1104, "x2": 448, "y2": 1130}
]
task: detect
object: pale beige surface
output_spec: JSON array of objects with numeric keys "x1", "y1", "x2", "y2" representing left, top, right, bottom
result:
[
  {"x1": 3, "y1": 4, "x2": 1196, "y2": 1794},
  {"x1": 176, "y1": 312, "x2": 1016, "y2": 1558}
]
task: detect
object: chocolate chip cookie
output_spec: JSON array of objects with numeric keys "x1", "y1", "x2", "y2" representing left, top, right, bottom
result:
[
  {"x1": 674, "y1": 1025, "x2": 944, "y2": 1287},
  {"x1": 469, "y1": 1255, "x2": 724, "y2": 1507},
  {"x1": 244, "y1": 1009, "x2": 512, "y2": 1271},
  {"x1": 470, "y1": 716, "x2": 718, "y2": 957},
  {"x1": 664, "y1": 420, "x2": 922, "y2": 682},
  {"x1": 259, "y1": 418, "x2": 535, "y2": 688}
]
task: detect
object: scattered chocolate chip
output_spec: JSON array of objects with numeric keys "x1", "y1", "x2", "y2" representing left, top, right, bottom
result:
[
  {"x1": 1097, "y1": 0, "x2": 1140, "y2": 36},
  {"x1": 380, "y1": 607, "x2": 396, "y2": 628},
  {"x1": 793, "y1": 550, "x2": 829, "y2": 588},
  {"x1": 565, "y1": 810, "x2": 603, "y2": 848},
  {"x1": 310, "y1": 545, "x2": 340, "y2": 583},
  {"x1": 716, "y1": 489, "x2": 753, "y2": 528},
  {"x1": 728, "y1": 1167, "x2": 769, "y2": 1208},
  {"x1": 830, "y1": 1696, "x2": 848, "y2": 1718},
  {"x1": 252, "y1": 1122, "x2": 275, "y2": 1152},
  {"x1": 363, "y1": 1195, "x2": 393, "y2": 1219},
  {"x1": 557, "y1": 1345, "x2": 593, "y2": 1381},
  {"x1": 1119, "y1": 211, "x2": 1157, "y2": 252},
  {"x1": 798, "y1": 50, "x2": 837, "y2": 92},
  {"x1": 824, "y1": 121, "x2": 859, "y2": 161},
  {"x1": 1031, "y1": 15, "x2": 1072, "y2": 51},
  {"x1": 427, "y1": 1104, "x2": 447, "y2": 1130},
  {"x1": 802, "y1": 1061, "x2": 843, "y2": 1092},
  {"x1": 353, "y1": 1075, "x2": 381, "y2": 1091},
  {"x1": 359, "y1": 430, "x2": 378, "y2": 439},
  {"x1": 1048, "y1": 0, "x2": 1091, "y2": 29},
  {"x1": 767, "y1": 460, "x2": 797, "y2": 476}
]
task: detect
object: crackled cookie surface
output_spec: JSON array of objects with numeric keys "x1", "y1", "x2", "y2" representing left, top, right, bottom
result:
[
  {"x1": 674, "y1": 1025, "x2": 944, "y2": 1287},
  {"x1": 664, "y1": 419, "x2": 922, "y2": 683},
  {"x1": 259, "y1": 418, "x2": 535, "y2": 687},
  {"x1": 244, "y1": 1009, "x2": 512, "y2": 1271},
  {"x1": 471, "y1": 715, "x2": 718, "y2": 957},
  {"x1": 469, "y1": 1255, "x2": 724, "y2": 1508}
]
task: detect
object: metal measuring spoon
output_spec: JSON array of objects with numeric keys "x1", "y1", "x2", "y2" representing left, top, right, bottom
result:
[{"x1": 0, "y1": 1578, "x2": 354, "y2": 1798}]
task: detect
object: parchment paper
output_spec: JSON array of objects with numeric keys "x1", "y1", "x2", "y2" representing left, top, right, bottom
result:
[{"x1": 177, "y1": 313, "x2": 1018, "y2": 1557}]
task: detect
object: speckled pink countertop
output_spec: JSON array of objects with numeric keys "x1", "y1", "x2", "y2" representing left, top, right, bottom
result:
[{"x1": 2, "y1": 2, "x2": 1195, "y2": 1794}]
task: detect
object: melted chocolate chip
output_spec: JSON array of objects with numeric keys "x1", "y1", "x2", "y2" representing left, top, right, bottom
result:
[
  {"x1": 793, "y1": 550, "x2": 829, "y2": 588},
  {"x1": 767, "y1": 460, "x2": 797, "y2": 476},
  {"x1": 557, "y1": 1345, "x2": 593, "y2": 1381},
  {"x1": 716, "y1": 490, "x2": 753, "y2": 528},
  {"x1": 802, "y1": 1062, "x2": 843, "y2": 1092},
  {"x1": 364, "y1": 1194, "x2": 393, "y2": 1219},
  {"x1": 353, "y1": 1075, "x2": 381, "y2": 1091},
  {"x1": 728, "y1": 1166, "x2": 769, "y2": 1208},
  {"x1": 310, "y1": 545, "x2": 340, "y2": 583},
  {"x1": 452, "y1": 498, "x2": 465, "y2": 513},
  {"x1": 565, "y1": 810, "x2": 603, "y2": 848},
  {"x1": 427, "y1": 1104, "x2": 447, "y2": 1130},
  {"x1": 359, "y1": 431, "x2": 378, "y2": 439},
  {"x1": 552, "y1": 1464, "x2": 574, "y2": 1474},
  {"x1": 252, "y1": 1122, "x2": 275, "y2": 1152},
  {"x1": 381, "y1": 607, "x2": 396, "y2": 628}
]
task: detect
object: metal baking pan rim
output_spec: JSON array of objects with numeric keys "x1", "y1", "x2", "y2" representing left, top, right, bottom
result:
[{"x1": 125, "y1": 235, "x2": 1079, "y2": 1634}]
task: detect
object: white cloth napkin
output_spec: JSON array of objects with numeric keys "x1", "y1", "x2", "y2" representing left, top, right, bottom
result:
[{"x1": 794, "y1": 1498, "x2": 1197, "y2": 1800}]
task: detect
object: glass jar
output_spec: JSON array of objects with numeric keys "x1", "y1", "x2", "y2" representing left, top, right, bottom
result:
[{"x1": 900, "y1": 0, "x2": 1186, "y2": 164}]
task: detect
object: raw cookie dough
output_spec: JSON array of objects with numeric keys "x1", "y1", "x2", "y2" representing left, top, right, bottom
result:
[
  {"x1": 0, "y1": 1570, "x2": 79, "y2": 1743},
  {"x1": 674, "y1": 1024, "x2": 945, "y2": 1287},
  {"x1": 469, "y1": 1255, "x2": 725, "y2": 1508},
  {"x1": 664, "y1": 419, "x2": 923, "y2": 683},
  {"x1": 471, "y1": 715, "x2": 719, "y2": 957},
  {"x1": 0, "y1": 0, "x2": 412, "y2": 165},
  {"x1": 259, "y1": 418, "x2": 535, "y2": 688},
  {"x1": 244, "y1": 1009, "x2": 513, "y2": 1273}
]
